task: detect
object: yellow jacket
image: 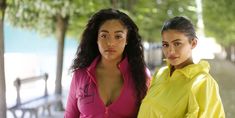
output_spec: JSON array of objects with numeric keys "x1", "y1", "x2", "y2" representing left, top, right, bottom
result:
[{"x1": 138, "y1": 61, "x2": 225, "y2": 118}]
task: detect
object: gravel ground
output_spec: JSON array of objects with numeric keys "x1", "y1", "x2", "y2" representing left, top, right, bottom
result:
[{"x1": 208, "y1": 59, "x2": 235, "y2": 118}]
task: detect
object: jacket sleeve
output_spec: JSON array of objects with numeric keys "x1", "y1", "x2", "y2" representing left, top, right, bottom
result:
[
  {"x1": 186, "y1": 74, "x2": 225, "y2": 118},
  {"x1": 145, "y1": 67, "x2": 152, "y2": 88},
  {"x1": 64, "y1": 73, "x2": 80, "y2": 118}
]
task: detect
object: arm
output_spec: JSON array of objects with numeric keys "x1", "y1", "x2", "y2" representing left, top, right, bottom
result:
[
  {"x1": 64, "y1": 73, "x2": 80, "y2": 118},
  {"x1": 186, "y1": 74, "x2": 225, "y2": 118}
]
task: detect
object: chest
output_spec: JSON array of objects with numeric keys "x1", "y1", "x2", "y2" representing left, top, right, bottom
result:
[
  {"x1": 96, "y1": 69, "x2": 124, "y2": 106},
  {"x1": 76, "y1": 72, "x2": 137, "y2": 117},
  {"x1": 146, "y1": 76, "x2": 192, "y2": 115}
]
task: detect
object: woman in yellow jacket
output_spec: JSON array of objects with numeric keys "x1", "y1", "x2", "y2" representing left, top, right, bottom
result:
[{"x1": 138, "y1": 16, "x2": 225, "y2": 118}]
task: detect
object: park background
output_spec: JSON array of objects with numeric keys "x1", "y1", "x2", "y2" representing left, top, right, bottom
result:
[{"x1": 0, "y1": 0, "x2": 235, "y2": 118}]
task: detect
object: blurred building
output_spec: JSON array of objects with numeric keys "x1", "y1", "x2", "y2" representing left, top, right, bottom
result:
[{"x1": 143, "y1": 42, "x2": 162, "y2": 71}]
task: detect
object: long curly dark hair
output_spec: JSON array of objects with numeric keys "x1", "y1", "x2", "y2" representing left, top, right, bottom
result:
[{"x1": 70, "y1": 8, "x2": 147, "y2": 105}]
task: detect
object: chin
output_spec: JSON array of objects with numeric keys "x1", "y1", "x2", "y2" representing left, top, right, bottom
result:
[
  {"x1": 170, "y1": 61, "x2": 181, "y2": 67},
  {"x1": 104, "y1": 55, "x2": 118, "y2": 61},
  {"x1": 169, "y1": 60, "x2": 178, "y2": 65}
]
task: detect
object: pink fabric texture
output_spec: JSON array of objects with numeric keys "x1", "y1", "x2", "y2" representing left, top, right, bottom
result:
[{"x1": 64, "y1": 57, "x2": 144, "y2": 118}]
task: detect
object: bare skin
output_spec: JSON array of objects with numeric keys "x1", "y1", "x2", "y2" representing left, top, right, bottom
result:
[
  {"x1": 96, "y1": 59, "x2": 123, "y2": 106},
  {"x1": 162, "y1": 29, "x2": 197, "y2": 75},
  {"x1": 96, "y1": 19, "x2": 128, "y2": 106}
]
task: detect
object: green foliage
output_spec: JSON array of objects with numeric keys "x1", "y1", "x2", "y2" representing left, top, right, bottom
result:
[
  {"x1": 67, "y1": 0, "x2": 110, "y2": 39},
  {"x1": 6, "y1": 0, "x2": 198, "y2": 42},
  {"x1": 6, "y1": 0, "x2": 109, "y2": 37},
  {"x1": 126, "y1": 0, "x2": 197, "y2": 42},
  {"x1": 203, "y1": 0, "x2": 235, "y2": 46}
]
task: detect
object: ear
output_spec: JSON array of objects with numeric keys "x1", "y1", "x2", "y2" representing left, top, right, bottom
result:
[{"x1": 191, "y1": 38, "x2": 197, "y2": 49}]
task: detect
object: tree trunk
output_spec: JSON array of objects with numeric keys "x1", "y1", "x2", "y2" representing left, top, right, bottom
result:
[
  {"x1": 123, "y1": 0, "x2": 135, "y2": 11},
  {"x1": 110, "y1": 0, "x2": 136, "y2": 10},
  {"x1": 231, "y1": 44, "x2": 235, "y2": 63},
  {"x1": 225, "y1": 45, "x2": 231, "y2": 61},
  {"x1": 54, "y1": 14, "x2": 68, "y2": 111},
  {"x1": 110, "y1": 0, "x2": 118, "y2": 8},
  {"x1": 0, "y1": 0, "x2": 6, "y2": 117}
]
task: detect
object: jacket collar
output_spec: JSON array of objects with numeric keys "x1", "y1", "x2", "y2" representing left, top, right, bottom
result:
[{"x1": 168, "y1": 60, "x2": 210, "y2": 79}]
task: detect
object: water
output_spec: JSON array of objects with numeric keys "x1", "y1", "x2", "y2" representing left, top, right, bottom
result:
[{"x1": 4, "y1": 23, "x2": 78, "y2": 108}]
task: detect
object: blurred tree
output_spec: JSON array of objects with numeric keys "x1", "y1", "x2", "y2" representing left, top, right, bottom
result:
[
  {"x1": 203, "y1": 0, "x2": 235, "y2": 45},
  {"x1": 4, "y1": 0, "x2": 199, "y2": 112},
  {"x1": 108, "y1": 0, "x2": 197, "y2": 68},
  {"x1": 0, "y1": 0, "x2": 6, "y2": 117},
  {"x1": 104, "y1": 0, "x2": 197, "y2": 42},
  {"x1": 129, "y1": 0, "x2": 197, "y2": 42},
  {"x1": 203, "y1": 0, "x2": 235, "y2": 61},
  {"x1": 5, "y1": 0, "x2": 109, "y2": 110}
]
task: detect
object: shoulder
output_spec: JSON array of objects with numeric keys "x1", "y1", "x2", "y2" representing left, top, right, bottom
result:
[
  {"x1": 190, "y1": 72, "x2": 218, "y2": 92},
  {"x1": 145, "y1": 67, "x2": 152, "y2": 78},
  {"x1": 150, "y1": 66, "x2": 168, "y2": 85},
  {"x1": 73, "y1": 68, "x2": 87, "y2": 77},
  {"x1": 153, "y1": 66, "x2": 168, "y2": 78},
  {"x1": 72, "y1": 68, "x2": 89, "y2": 83}
]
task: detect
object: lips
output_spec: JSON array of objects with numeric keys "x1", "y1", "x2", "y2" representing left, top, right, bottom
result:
[
  {"x1": 105, "y1": 49, "x2": 116, "y2": 52},
  {"x1": 167, "y1": 56, "x2": 177, "y2": 60}
]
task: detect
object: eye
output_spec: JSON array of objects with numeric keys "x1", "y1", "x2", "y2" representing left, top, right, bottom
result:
[
  {"x1": 99, "y1": 34, "x2": 107, "y2": 39},
  {"x1": 174, "y1": 42, "x2": 181, "y2": 46},
  {"x1": 115, "y1": 35, "x2": 123, "y2": 40},
  {"x1": 162, "y1": 43, "x2": 168, "y2": 48}
]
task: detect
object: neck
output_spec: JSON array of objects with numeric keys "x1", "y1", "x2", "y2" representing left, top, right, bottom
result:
[
  {"x1": 99, "y1": 57, "x2": 122, "y2": 69},
  {"x1": 174, "y1": 57, "x2": 194, "y2": 69}
]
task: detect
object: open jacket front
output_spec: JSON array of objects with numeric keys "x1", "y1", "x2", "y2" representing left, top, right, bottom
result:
[{"x1": 65, "y1": 56, "x2": 141, "y2": 118}]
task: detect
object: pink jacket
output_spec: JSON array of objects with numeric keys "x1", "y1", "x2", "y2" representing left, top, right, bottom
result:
[{"x1": 64, "y1": 57, "x2": 146, "y2": 118}]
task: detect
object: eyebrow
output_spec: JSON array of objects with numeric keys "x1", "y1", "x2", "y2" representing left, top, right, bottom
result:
[
  {"x1": 171, "y1": 39, "x2": 181, "y2": 42},
  {"x1": 114, "y1": 31, "x2": 124, "y2": 33},
  {"x1": 99, "y1": 30, "x2": 124, "y2": 33},
  {"x1": 99, "y1": 30, "x2": 109, "y2": 33},
  {"x1": 162, "y1": 39, "x2": 181, "y2": 43}
]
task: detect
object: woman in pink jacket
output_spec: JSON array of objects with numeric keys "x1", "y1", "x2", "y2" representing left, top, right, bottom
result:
[{"x1": 64, "y1": 8, "x2": 150, "y2": 118}]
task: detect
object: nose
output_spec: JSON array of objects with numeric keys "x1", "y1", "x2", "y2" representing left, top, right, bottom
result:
[
  {"x1": 168, "y1": 45, "x2": 175, "y2": 54},
  {"x1": 106, "y1": 37, "x2": 115, "y2": 46}
]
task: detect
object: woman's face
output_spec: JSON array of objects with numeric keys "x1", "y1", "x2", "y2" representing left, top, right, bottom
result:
[
  {"x1": 162, "y1": 29, "x2": 197, "y2": 69},
  {"x1": 97, "y1": 19, "x2": 128, "y2": 61}
]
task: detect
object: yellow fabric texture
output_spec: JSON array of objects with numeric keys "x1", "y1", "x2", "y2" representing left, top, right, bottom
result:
[{"x1": 138, "y1": 60, "x2": 225, "y2": 118}]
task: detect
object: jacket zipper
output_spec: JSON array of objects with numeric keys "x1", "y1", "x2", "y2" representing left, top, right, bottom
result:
[{"x1": 105, "y1": 107, "x2": 109, "y2": 118}]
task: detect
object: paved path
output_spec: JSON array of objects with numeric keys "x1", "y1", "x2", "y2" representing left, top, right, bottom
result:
[
  {"x1": 149, "y1": 58, "x2": 235, "y2": 118},
  {"x1": 8, "y1": 59, "x2": 235, "y2": 118},
  {"x1": 208, "y1": 59, "x2": 235, "y2": 118}
]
